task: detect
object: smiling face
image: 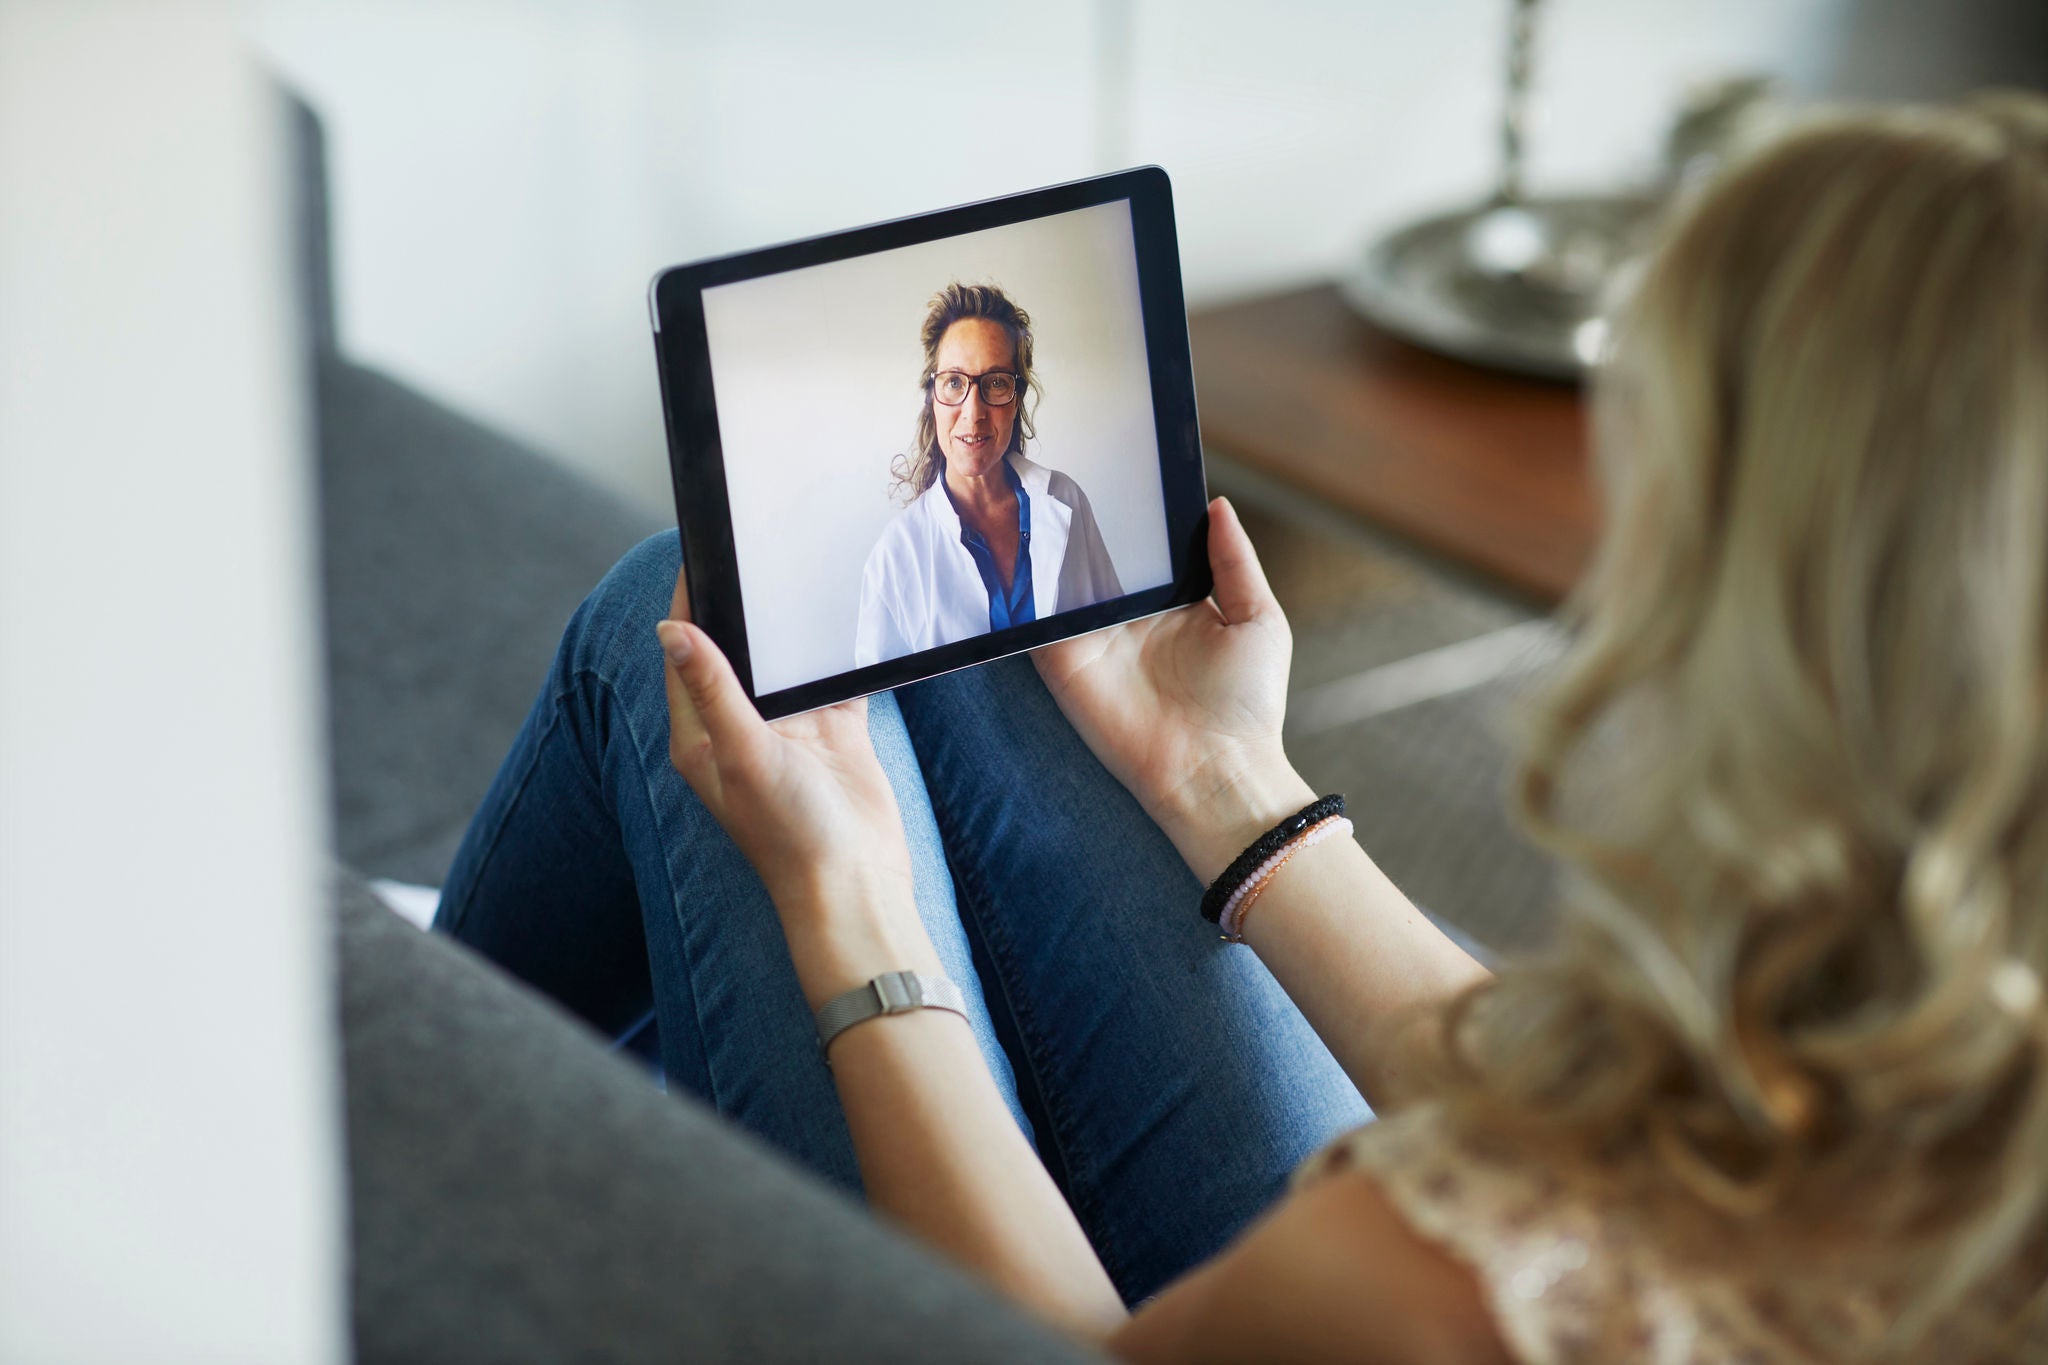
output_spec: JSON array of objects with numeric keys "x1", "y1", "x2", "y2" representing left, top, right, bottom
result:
[{"x1": 931, "y1": 318, "x2": 1019, "y2": 480}]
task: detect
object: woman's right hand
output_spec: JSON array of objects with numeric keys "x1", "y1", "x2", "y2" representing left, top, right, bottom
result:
[
  {"x1": 1031, "y1": 496, "x2": 1316, "y2": 883},
  {"x1": 655, "y1": 562, "x2": 927, "y2": 971}
]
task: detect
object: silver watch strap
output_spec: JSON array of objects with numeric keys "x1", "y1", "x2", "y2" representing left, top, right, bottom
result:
[{"x1": 815, "y1": 971, "x2": 968, "y2": 1058}]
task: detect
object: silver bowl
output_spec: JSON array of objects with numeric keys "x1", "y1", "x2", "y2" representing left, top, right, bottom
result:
[{"x1": 1342, "y1": 193, "x2": 1658, "y2": 382}]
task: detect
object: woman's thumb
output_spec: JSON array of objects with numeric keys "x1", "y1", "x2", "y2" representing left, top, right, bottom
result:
[
  {"x1": 1206, "y1": 497, "x2": 1278, "y2": 626},
  {"x1": 656, "y1": 619, "x2": 760, "y2": 754}
]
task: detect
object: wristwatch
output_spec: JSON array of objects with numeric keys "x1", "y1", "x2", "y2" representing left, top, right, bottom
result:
[{"x1": 814, "y1": 971, "x2": 968, "y2": 1060}]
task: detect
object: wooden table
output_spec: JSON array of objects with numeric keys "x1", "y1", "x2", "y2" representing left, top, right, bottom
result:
[{"x1": 1189, "y1": 284, "x2": 1597, "y2": 605}]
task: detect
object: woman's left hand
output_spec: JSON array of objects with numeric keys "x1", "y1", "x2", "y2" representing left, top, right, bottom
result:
[
  {"x1": 1031, "y1": 496, "x2": 1313, "y2": 883},
  {"x1": 655, "y1": 563, "x2": 916, "y2": 925}
]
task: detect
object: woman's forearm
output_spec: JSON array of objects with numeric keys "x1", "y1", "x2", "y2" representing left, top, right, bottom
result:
[
  {"x1": 775, "y1": 877, "x2": 1128, "y2": 1341},
  {"x1": 1238, "y1": 836, "x2": 1488, "y2": 1107},
  {"x1": 1151, "y1": 761, "x2": 1489, "y2": 1110}
]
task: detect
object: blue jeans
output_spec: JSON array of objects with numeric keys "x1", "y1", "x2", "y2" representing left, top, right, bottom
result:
[{"x1": 435, "y1": 532, "x2": 1369, "y2": 1304}]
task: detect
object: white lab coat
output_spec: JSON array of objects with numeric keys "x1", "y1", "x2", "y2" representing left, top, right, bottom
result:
[{"x1": 854, "y1": 452, "x2": 1122, "y2": 668}]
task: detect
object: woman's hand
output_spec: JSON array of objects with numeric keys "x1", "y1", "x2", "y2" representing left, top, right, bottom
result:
[
  {"x1": 655, "y1": 563, "x2": 921, "y2": 953},
  {"x1": 658, "y1": 567, "x2": 1127, "y2": 1338},
  {"x1": 1032, "y1": 497, "x2": 1316, "y2": 883}
]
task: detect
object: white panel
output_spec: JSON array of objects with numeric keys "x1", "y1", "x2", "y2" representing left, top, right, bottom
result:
[
  {"x1": 251, "y1": 0, "x2": 1851, "y2": 511},
  {"x1": 254, "y1": 0, "x2": 1102, "y2": 511},
  {"x1": 0, "y1": 4, "x2": 344, "y2": 1361},
  {"x1": 1126, "y1": 0, "x2": 1849, "y2": 302}
]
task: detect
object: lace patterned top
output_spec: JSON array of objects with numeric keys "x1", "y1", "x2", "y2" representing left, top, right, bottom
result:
[{"x1": 1290, "y1": 1103, "x2": 1909, "y2": 1364}]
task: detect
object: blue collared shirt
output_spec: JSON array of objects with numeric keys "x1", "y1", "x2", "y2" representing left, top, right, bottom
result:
[{"x1": 943, "y1": 457, "x2": 1035, "y2": 633}]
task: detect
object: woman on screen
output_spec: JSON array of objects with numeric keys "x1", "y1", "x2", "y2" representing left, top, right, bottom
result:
[{"x1": 853, "y1": 283, "x2": 1122, "y2": 669}]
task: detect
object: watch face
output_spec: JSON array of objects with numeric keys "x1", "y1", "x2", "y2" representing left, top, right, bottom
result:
[{"x1": 874, "y1": 972, "x2": 920, "y2": 1012}]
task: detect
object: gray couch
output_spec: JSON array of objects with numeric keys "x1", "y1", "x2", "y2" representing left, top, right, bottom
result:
[
  {"x1": 302, "y1": 95, "x2": 1104, "y2": 1363},
  {"x1": 335, "y1": 878, "x2": 1102, "y2": 1364}
]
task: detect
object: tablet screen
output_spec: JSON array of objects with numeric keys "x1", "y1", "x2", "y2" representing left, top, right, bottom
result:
[
  {"x1": 652, "y1": 167, "x2": 1207, "y2": 719},
  {"x1": 700, "y1": 199, "x2": 1172, "y2": 697}
]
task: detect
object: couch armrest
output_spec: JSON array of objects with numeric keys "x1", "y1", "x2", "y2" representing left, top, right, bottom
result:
[{"x1": 336, "y1": 872, "x2": 1107, "y2": 1364}]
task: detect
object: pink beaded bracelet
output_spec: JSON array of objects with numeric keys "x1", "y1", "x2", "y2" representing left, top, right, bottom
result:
[{"x1": 1218, "y1": 815, "x2": 1353, "y2": 941}]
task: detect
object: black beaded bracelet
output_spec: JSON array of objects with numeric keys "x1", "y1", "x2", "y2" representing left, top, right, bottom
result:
[{"x1": 1199, "y1": 795, "x2": 1347, "y2": 924}]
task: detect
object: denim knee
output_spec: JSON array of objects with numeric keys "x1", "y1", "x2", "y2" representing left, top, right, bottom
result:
[{"x1": 554, "y1": 530, "x2": 683, "y2": 691}]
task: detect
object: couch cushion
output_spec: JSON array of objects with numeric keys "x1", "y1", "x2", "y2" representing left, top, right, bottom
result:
[{"x1": 318, "y1": 358, "x2": 659, "y2": 883}]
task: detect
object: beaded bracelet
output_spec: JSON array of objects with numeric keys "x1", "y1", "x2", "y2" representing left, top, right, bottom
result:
[
  {"x1": 1199, "y1": 794, "x2": 1347, "y2": 926},
  {"x1": 1217, "y1": 815, "x2": 1353, "y2": 941}
]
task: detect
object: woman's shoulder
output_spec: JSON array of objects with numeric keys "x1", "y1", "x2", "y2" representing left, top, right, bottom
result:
[
  {"x1": 1010, "y1": 453, "x2": 1091, "y2": 508},
  {"x1": 1294, "y1": 1102, "x2": 1867, "y2": 1364},
  {"x1": 1293, "y1": 1104, "x2": 1616, "y2": 1353},
  {"x1": 865, "y1": 486, "x2": 946, "y2": 561}
]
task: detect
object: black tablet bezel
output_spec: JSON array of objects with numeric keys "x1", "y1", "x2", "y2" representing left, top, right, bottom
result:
[{"x1": 649, "y1": 166, "x2": 1209, "y2": 720}]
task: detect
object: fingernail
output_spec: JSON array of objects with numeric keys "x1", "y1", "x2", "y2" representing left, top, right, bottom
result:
[{"x1": 656, "y1": 620, "x2": 694, "y2": 666}]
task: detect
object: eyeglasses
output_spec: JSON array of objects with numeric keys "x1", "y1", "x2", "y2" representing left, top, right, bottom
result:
[{"x1": 931, "y1": 369, "x2": 1021, "y2": 407}]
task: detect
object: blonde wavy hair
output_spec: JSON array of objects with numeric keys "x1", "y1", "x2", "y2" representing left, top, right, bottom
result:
[
  {"x1": 1431, "y1": 91, "x2": 2048, "y2": 1358},
  {"x1": 888, "y1": 281, "x2": 1042, "y2": 505}
]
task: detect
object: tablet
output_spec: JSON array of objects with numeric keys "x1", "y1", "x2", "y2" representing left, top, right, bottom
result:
[{"x1": 649, "y1": 167, "x2": 1209, "y2": 720}]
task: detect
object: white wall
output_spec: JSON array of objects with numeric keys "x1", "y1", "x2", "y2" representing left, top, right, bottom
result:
[
  {"x1": 706, "y1": 199, "x2": 1169, "y2": 694},
  {"x1": 0, "y1": 3, "x2": 342, "y2": 1360},
  {"x1": 1124, "y1": 0, "x2": 1847, "y2": 293},
  {"x1": 254, "y1": 0, "x2": 1851, "y2": 513}
]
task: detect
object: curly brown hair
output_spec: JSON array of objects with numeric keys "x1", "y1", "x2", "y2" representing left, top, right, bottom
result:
[{"x1": 888, "y1": 281, "x2": 1042, "y2": 505}]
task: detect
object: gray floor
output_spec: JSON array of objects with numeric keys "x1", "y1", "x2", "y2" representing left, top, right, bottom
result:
[{"x1": 1229, "y1": 495, "x2": 1564, "y2": 958}]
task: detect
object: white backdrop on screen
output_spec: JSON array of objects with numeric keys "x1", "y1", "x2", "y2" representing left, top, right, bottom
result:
[{"x1": 704, "y1": 199, "x2": 1170, "y2": 696}]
